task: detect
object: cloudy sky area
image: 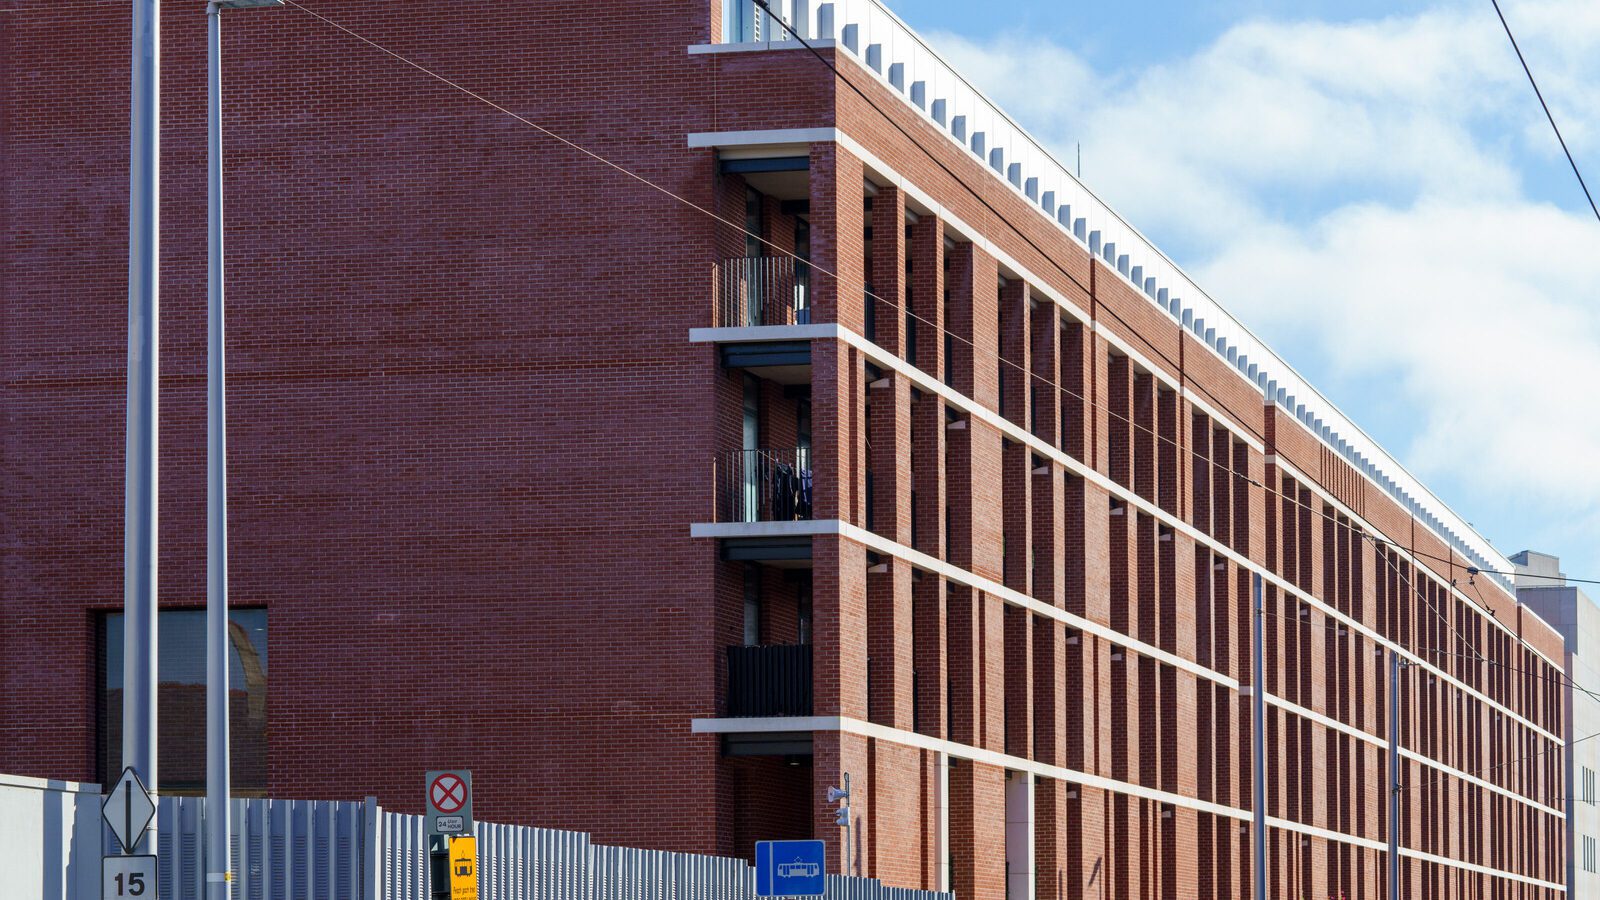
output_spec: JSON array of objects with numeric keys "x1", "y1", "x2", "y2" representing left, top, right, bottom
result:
[{"x1": 887, "y1": 0, "x2": 1600, "y2": 584}]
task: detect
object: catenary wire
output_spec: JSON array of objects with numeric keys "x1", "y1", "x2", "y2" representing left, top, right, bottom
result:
[
  {"x1": 1258, "y1": 608, "x2": 1590, "y2": 701},
  {"x1": 287, "y1": 0, "x2": 1600, "y2": 612},
  {"x1": 272, "y1": 0, "x2": 1578, "y2": 805},
  {"x1": 1490, "y1": 0, "x2": 1600, "y2": 224},
  {"x1": 0, "y1": 1, "x2": 127, "y2": 12}
]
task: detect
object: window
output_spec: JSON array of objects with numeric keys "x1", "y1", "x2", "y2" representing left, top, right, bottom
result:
[
  {"x1": 1584, "y1": 835, "x2": 1597, "y2": 873},
  {"x1": 98, "y1": 608, "x2": 268, "y2": 795},
  {"x1": 743, "y1": 564, "x2": 762, "y2": 646},
  {"x1": 796, "y1": 573, "x2": 813, "y2": 645},
  {"x1": 1585, "y1": 767, "x2": 1596, "y2": 805}
]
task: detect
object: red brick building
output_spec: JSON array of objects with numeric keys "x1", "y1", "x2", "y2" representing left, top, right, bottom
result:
[{"x1": 0, "y1": 0, "x2": 1568, "y2": 896}]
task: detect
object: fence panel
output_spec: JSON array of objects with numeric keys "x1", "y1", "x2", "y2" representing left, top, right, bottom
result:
[
  {"x1": 154, "y1": 796, "x2": 366, "y2": 900},
  {"x1": 72, "y1": 790, "x2": 951, "y2": 900}
]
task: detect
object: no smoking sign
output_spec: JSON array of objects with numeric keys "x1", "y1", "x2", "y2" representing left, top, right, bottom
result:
[{"x1": 425, "y1": 770, "x2": 473, "y2": 836}]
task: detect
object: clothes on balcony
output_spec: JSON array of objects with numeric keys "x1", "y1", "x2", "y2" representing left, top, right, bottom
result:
[{"x1": 773, "y1": 463, "x2": 799, "y2": 520}]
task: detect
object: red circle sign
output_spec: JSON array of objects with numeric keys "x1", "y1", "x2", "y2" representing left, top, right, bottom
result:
[{"x1": 430, "y1": 774, "x2": 466, "y2": 814}]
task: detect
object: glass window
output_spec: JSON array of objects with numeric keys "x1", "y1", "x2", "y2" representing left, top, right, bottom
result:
[
  {"x1": 98, "y1": 609, "x2": 268, "y2": 795},
  {"x1": 742, "y1": 565, "x2": 762, "y2": 647},
  {"x1": 796, "y1": 573, "x2": 813, "y2": 645}
]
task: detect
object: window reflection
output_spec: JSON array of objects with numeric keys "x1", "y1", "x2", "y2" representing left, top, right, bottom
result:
[{"x1": 98, "y1": 609, "x2": 268, "y2": 795}]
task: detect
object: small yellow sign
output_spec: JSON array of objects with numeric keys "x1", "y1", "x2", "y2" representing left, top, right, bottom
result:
[{"x1": 448, "y1": 835, "x2": 478, "y2": 900}]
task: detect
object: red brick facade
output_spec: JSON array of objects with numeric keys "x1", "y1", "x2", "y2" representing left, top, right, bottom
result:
[{"x1": 0, "y1": 1, "x2": 1565, "y2": 897}]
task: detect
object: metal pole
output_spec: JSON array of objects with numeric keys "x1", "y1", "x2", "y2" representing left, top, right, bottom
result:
[
  {"x1": 205, "y1": 5, "x2": 232, "y2": 896},
  {"x1": 123, "y1": 0, "x2": 161, "y2": 854},
  {"x1": 842, "y1": 771, "x2": 851, "y2": 878},
  {"x1": 1250, "y1": 573, "x2": 1266, "y2": 900},
  {"x1": 1388, "y1": 650, "x2": 1404, "y2": 900}
]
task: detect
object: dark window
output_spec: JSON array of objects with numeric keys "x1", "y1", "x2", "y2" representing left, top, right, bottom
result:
[
  {"x1": 98, "y1": 608, "x2": 268, "y2": 795},
  {"x1": 797, "y1": 573, "x2": 813, "y2": 645},
  {"x1": 744, "y1": 188, "x2": 763, "y2": 258},
  {"x1": 743, "y1": 564, "x2": 762, "y2": 646}
]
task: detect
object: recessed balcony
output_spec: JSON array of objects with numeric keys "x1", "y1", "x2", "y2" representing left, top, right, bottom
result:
[
  {"x1": 709, "y1": 257, "x2": 816, "y2": 385},
  {"x1": 726, "y1": 643, "x2": 813, "y2": 718},
  {"x1": 717, "y1": 447, "x2": 814, "y2": 524}
]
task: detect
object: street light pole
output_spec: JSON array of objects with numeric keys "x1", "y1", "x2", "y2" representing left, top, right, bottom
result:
[
  {"x1": 123, "y1": 0, "x2": 161, "y2": 856},
  {"x1": 1250, "y1": 573, "x2": 1266, "y2": 900},
  {"x1": 1387, "y1": 650, "x2": 1408, "y2": 900},
  {"x1": 204, "y1": 5, "x2": 230, "y2": 895},
  {"x1": 206, "y1": 3, "x2": 280, "y2": 896}
]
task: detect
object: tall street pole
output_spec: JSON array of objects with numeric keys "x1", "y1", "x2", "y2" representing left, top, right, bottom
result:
[
  {"x1": 205, "y1": 5, "x2": 281, "y2": 893},
  {"x1": 206, "y1": 3, "x2": 231, "y2": 895},
  {"x1": 124, "y1": 0, "x2": 161, "y2": 854},
  {"x1": 1250, "y1": 573, "x2": 1266, "y2": 900},
  {"x1": 1388, "y1": 650, "x2": 1406, "y2": 900}
]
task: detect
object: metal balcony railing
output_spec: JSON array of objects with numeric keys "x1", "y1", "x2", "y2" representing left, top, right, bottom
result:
[
  {"x1": 727, "y1": 643, "x2": 813, "y2": 717},
  {"x1": 716, "y1": 256, "x2": 811, "y2": 328},
  {"x1": 717, "y1": 448, "x2": 814, "y2": 523}
]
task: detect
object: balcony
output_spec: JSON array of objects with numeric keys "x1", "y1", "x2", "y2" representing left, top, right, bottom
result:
[
  {"x1": 726, "y1": 643, "x2": 813, "y2": 717},
  {"x1": 716, "y1": 256, "x2": 811, "y2": 329},
  {"x1": 717, "y1": 448, "x2": 814, "y2": 523}
]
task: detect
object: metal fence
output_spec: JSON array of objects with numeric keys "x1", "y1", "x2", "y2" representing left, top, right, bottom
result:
[
  {"x1": 149, "y1": 796, "x2": 365, "y2": 900},
  {"x1": 131, "y1": 794, "x2": 951, "y2": 900},
  {"x1": 727, "y1": 643, "x2": 814, "y2": 717},
  {"x1": 717, "y1": 447, "x2": 814, "y2": 523},
  {"x1": 716, "y1": 256, "x2": 810, "y2": 328}
]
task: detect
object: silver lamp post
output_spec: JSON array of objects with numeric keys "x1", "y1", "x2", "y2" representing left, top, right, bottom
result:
[
  {"x1": 206, "y1": 2, "x2": 281, "y2": 896},
  {"x1": 124, "y1": 0, "x2": 160, "y2": 857}
]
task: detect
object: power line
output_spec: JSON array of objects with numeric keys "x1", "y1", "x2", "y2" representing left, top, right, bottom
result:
[
  {"x1": 280, "y1": 0, "x2": 1576, "y2": 729},
  {"x1": 0, "y1": 1, "x2": 126, "y2": 13},
  {"x1": 274, "y1": 0, "x2": 1576, "y2": 805},
  {"x1": 1490, "y1": 0, "x2": 1600, "y2": 224},
  {"x1": 1367, "y1": 532, "x2": 1600, "y2": 586},
  {"x1": 1260, "y1": 608, "x2": 1592, "y2": 701}
]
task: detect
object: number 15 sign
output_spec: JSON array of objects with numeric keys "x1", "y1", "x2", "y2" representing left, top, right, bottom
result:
[{"x1": 103, "y1": 855, "x2": 157, "y2": 900}]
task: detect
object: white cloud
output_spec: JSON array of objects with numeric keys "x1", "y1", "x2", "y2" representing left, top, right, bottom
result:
[{"x1": 924, "y1": 0, "x2": 1600, "y2": 574}]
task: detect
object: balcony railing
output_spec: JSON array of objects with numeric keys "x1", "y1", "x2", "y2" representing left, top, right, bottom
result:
[
  {"x1": 727, "y1": 643, "x2": 813, "y2": 717},
  {"x1": 716, "y1": 256, "x2": 811, "y2": 328},
  {"x1": 717, "y1": 448, "x2": 814, "y2": 523}
]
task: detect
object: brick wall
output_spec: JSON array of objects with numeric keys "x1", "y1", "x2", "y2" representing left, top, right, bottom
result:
[{"x1": 0, "y1": 3, "x2": 1568, "y2": 897}]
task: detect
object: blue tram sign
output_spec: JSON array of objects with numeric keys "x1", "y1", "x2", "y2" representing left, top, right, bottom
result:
[{"x1": 755, "y1": 839, "x2": 826, "y2": 897}]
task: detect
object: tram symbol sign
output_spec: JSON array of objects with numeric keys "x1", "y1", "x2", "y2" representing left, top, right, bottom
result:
[{"x1": 426, "y1": 770, "x2": 473, "y2": 836}]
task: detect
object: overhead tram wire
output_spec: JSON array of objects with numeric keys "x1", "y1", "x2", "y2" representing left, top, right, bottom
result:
[
  {"x1": 741, "y1": 0, "x2": 1589, "y2": 697},
  {"x1": 241, "y1": 0, "x2": 1585, "y2": 843},
  {"x1": 1490, "y1": 0, "x2": 1600, "y2": 225},
  {"x1": 1260, "y1": 605, "x2": 1587, "y2": 698},
  {"x1": 1258, "y1": 607, "x2": 1585, "y2": 699},
  {"x1": 1371, "y1": 535, "x2": 1600, "y2": 587},
  {"x1": 1366, "y1": 527, "x2": 1600, "y2": 707},
  {"x1": 0, "y1": 1, "x2": 128, "y2": 13},
  {"x1": 275, "y1": 0, "x2": 1576, "y2": 754},
  {"x1": 1404, "y1": 718, "x2": 1594, "y2": 802}
]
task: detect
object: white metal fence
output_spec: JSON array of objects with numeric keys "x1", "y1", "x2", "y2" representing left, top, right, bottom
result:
[{"x1": 57, "y1": 793, "x2": 952, "y2": 900}]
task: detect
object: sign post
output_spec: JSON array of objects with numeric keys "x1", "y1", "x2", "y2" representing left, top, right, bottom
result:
[
  {"x1": 754, "y1": 839, "x2": 826, "y2": 898},
  {"x1": 426, "y1": 770, "x2": 474, "y2": 900},
  {"x1": 102, "y1": 766, "x2": 159, "y2": 900}
]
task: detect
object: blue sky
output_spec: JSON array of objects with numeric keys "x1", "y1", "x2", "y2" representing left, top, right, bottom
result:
[{"x1": 886, "y1": 0, "x2": 1600, "y2": 584}]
